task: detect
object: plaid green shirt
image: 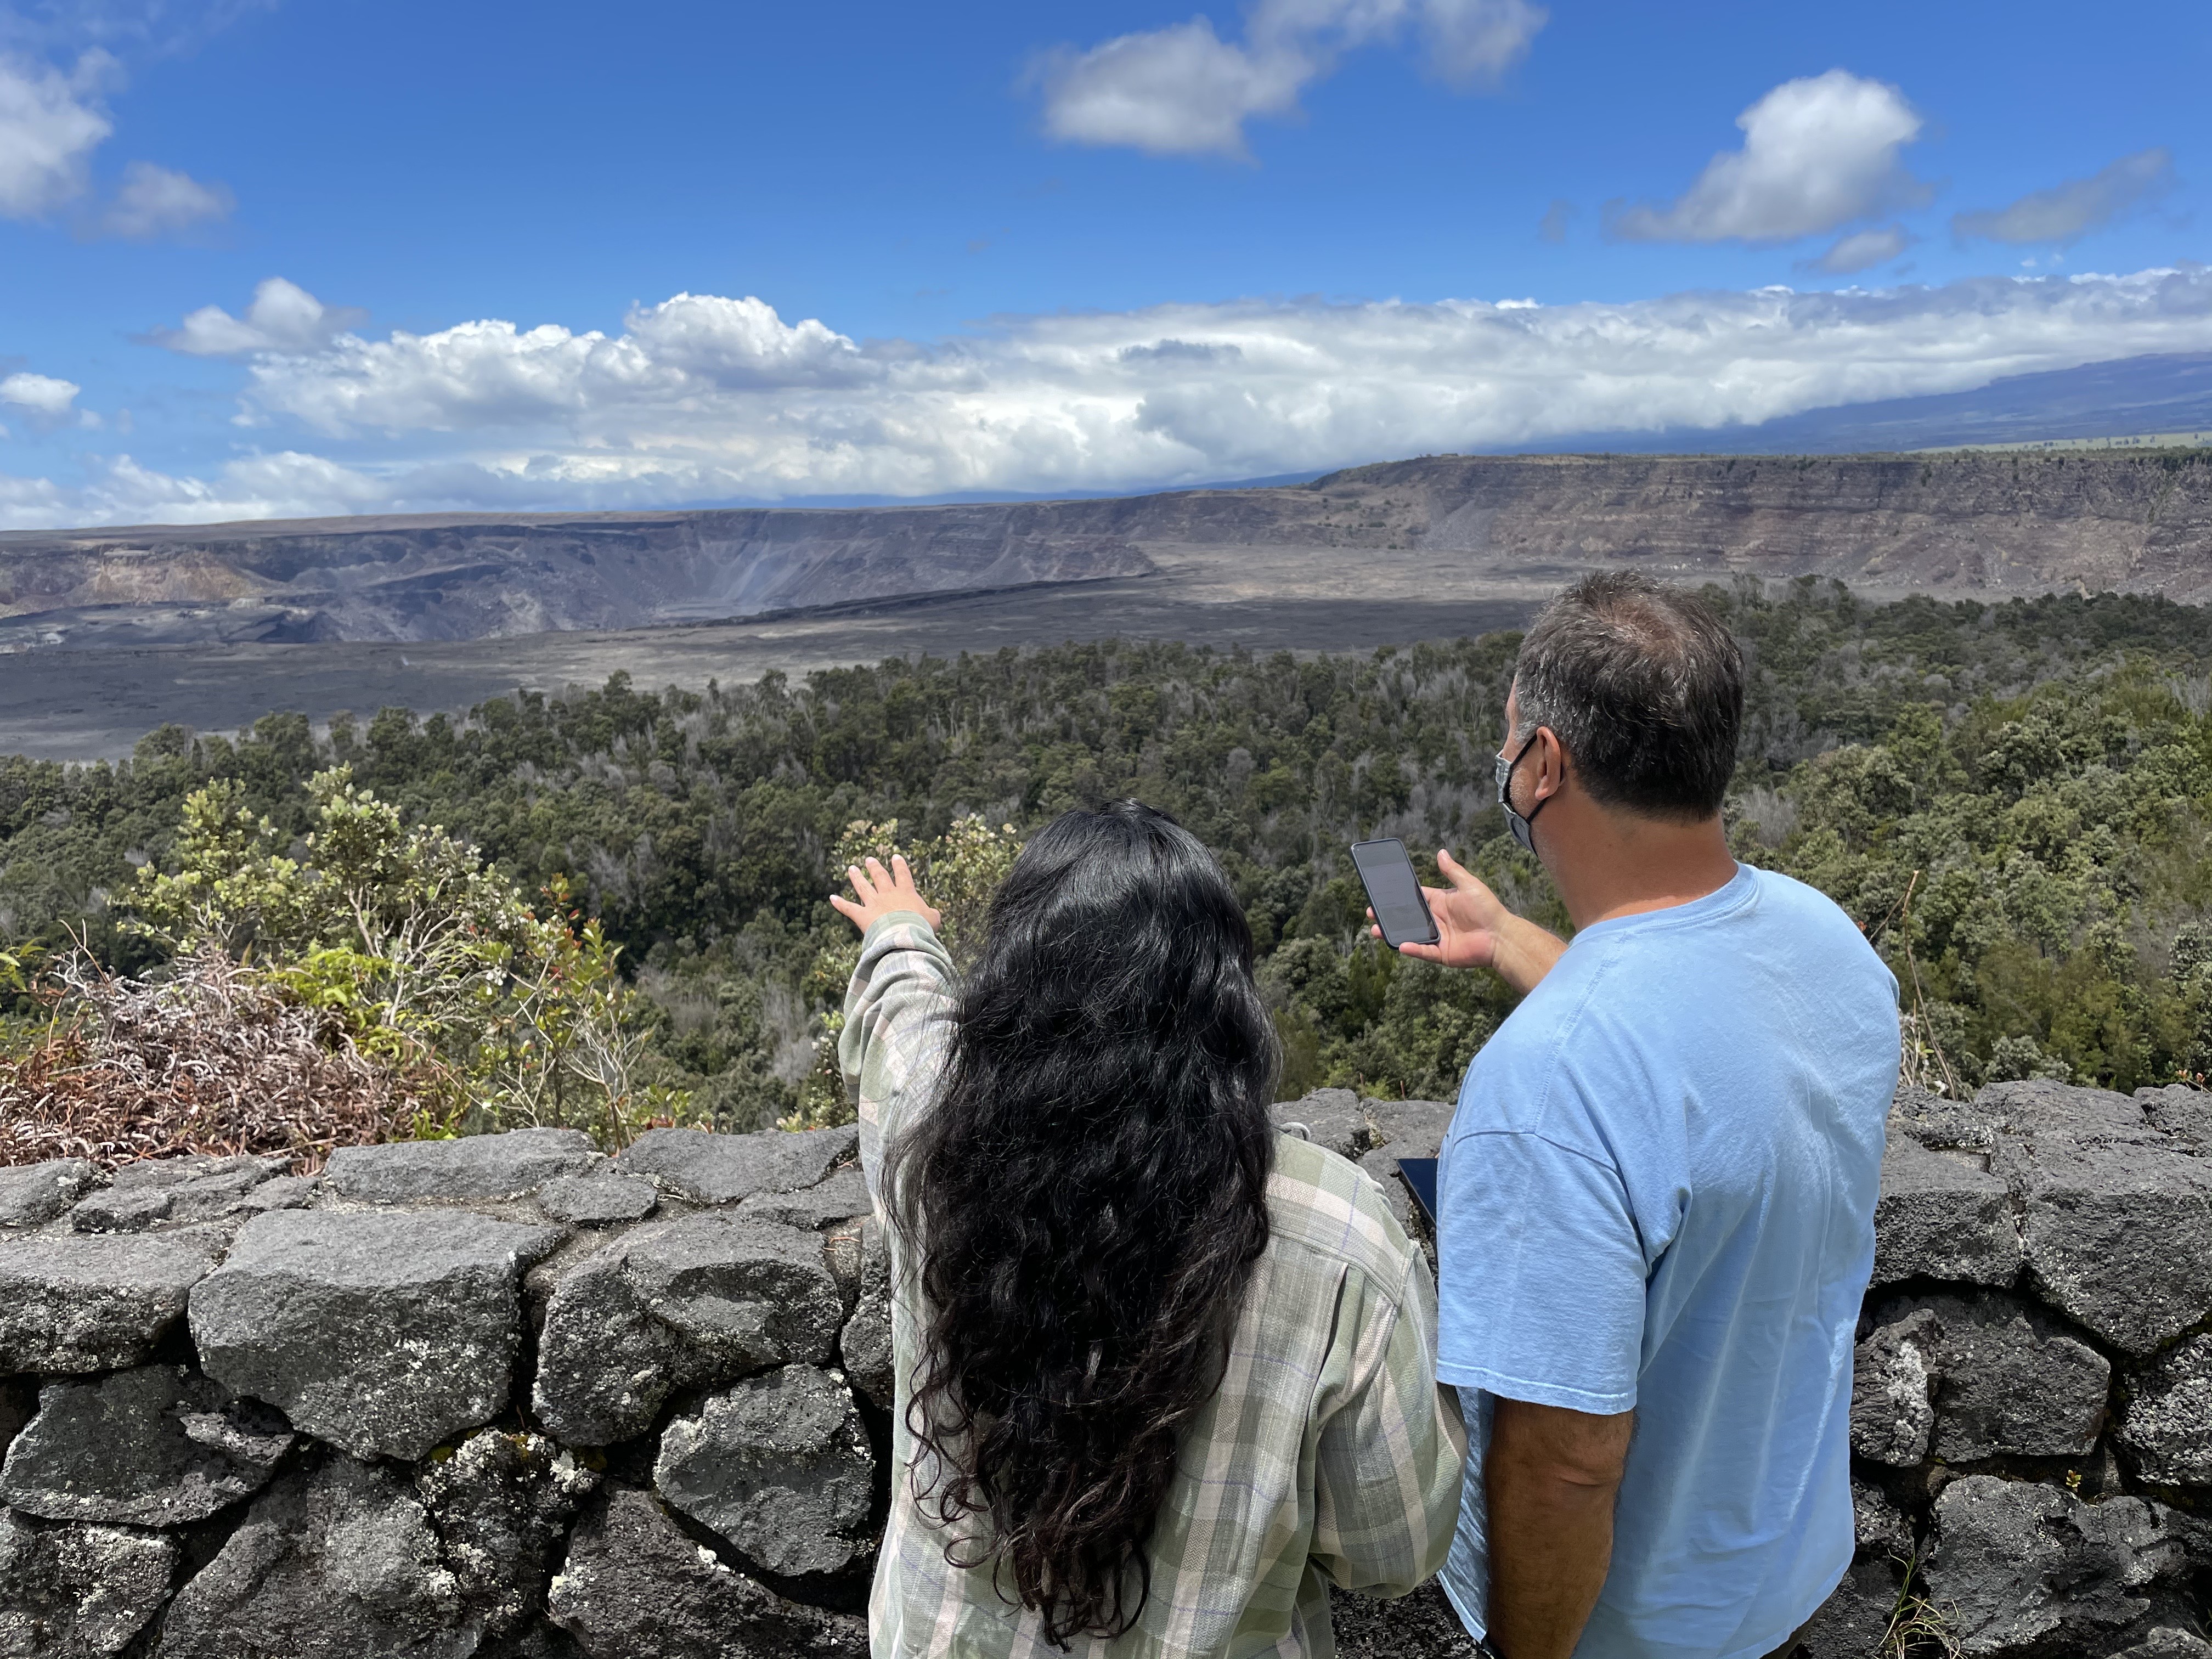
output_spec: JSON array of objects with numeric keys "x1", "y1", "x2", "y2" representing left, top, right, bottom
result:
[{"x1": 841, "y1": 912, "x2": 1465, "y2": 1659}]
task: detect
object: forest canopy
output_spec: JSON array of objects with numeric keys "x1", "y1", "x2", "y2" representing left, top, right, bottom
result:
[{"x1": 5, "y1": 577, "x2": 2212, "y2": 1155}]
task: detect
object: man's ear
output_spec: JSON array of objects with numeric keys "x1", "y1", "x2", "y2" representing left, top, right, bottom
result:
[{"x1": 1534, "y1": 727, "x2": 1569, "y2": 802}]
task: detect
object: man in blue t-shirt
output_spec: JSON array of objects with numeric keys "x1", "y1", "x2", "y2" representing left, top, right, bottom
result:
[{"x1": 1373, "y1": 573, "x2": 1899, "y2": 1659}]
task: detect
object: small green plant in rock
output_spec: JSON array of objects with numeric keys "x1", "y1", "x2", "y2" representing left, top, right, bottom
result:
[{"x1": 1880, "y1": 1551, "x2": 1961, "y2": 1659}]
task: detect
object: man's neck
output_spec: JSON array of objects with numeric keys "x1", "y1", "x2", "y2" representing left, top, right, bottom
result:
[{"x1": 1542, "y1": 808, "x2": 1739, "y2": 932}]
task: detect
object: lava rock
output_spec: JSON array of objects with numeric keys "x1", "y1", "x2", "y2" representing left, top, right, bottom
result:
[
  {"x1": 733, "y1": 1167, "x2": 872, "y2": 1230},
  {"x1": 1361, "y1": 1097, "x2": 1456, "y2": 1159},
  {"x1": 1853, "y1": 1478, "x2": 1912, "y2": 1560},
  {"x1": 839, "y1": 1218, "x2": 894, "y2": 1412},
  {"x1": 533, "y1": 1215, "x2": 847, "y2": 1445},
  {"x1": 1998, "y1": 1135, "x2": 2212, "y2": 1355},
  {"x1": 1889, "y1": 1085, "x2": 1998, "y2": 1154},
  {"x1": 1871, "y1": 1134, "x2": 2020, "y2": 1288},
  {"x1": 109, "y1": 1154, "x2": 288, "y2": 1192},
  {"x1": 655, "y1": 1364, "x2": 876, "y2": 1578},
  {"x1": 1980, "y1": 1078, "x2": 2155, "y2": 1141},
  {"x1": 0, "y1": 1510, "x2": 176, "y2": 1658},
  {"x1": 0, "y1": 1160, "x2": 100, "y2": 1229},
  {"x1": 2118, "y1": 1631, "x2": 2212, "y2": 1658},
  {"x1": 1924, "y1": 1475, "x2": 2193, "y2": 1655},
  {"x1": 167, "y1": 1165, "x2": 304, "y2": 1222},
  {"x1": 1866, "y1": 1291, "x2": 2112, "y2": 1463},
  {"x1": 536, "y1": 1174, "x2": 657, "y2": 1226},
  {"x1": 545, "y1": 1485, "x2": 866, "y2": 1659},
  {"x1": 1272, "y1": 1088, "x2": 1366, "y2": 1161},
  {"x1": 155, "y1": 1456, "x2": 479, "y2": 1659},
  {"x1": 616, "y1": 1125, "x2": 856, "y2": 1206},
  {"x1": 71, "y1": 1159, "x2": 301, "y2": 1233},
  {"x1": 1329, "y1": 1581, "x2": 1477, "y2": 1658},
  {"x1": 1852, "y1": 1308, "x2": 1938, "y2": 1466},
  {"x1": 0, "y1": 1231, "x2": 222, "y2": 1374},
  {"x1": 2119, "y1": 1334, "x2": 2212, "y2": 1487},
  {"x1": 416, "y1": 1431, "x2": 600, "y2": 1640},
  {"x1": 2137, "y1": 1085, "x2": 2212, "y2": 1152},
  {"x1": 67, "y1": 1187, "x2": 177, "y2": 1234},
  {"x1": 191, "y1": 1207, "x2": 560, "y2": 1461},
  {"x1": 324, "y1": 1127, "x2": 601, "y2": 1204},
  {"x1": 0, "y1": 1364, "x2": 292, "y2": 1526},
  {"x1": 235, "y1": 1173, "x2": 318, "y2": 1212},
  {"x1": 1794, "y1": 1557, "x2": 1900, "y2": 1659},
  {"x1": 481, "y1": 1627, "x2": 588, "y2": 1659}
]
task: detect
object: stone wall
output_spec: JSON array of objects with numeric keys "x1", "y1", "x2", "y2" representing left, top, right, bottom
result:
[{"x1": 0, "y1": 1080, "x2": 2206, "y2": 1657}]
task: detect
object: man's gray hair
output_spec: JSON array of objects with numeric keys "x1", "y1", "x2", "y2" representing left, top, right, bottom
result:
[{"x1": 1512, "y1": 572, "x2": 1743, "y2": 821}]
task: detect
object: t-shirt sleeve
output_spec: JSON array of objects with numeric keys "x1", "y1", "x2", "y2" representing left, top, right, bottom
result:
[{"x1": 1434, "y1": 1126, "x2": 1648, "y2": 1415}]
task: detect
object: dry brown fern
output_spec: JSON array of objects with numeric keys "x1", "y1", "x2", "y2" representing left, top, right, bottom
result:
[{"x1": 0, "y1": 947, "x2": 432, "y2": 1171}]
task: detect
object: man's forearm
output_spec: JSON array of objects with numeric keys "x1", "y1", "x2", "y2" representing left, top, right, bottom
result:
[
  {"x1": 1493, "y1": 913, "x2": 1568, "y2": 997},
  {"x1": 1485, "y1": 1402, "x2": 1630, "y2": 1659}
]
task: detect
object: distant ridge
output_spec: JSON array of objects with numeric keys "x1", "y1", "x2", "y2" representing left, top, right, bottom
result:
[
  {"x1": 3, "y1": 448, "x2": 2210, "y2": 650},
  {"x1": 1520, "y1": 352, "x2": 2212, "y2": 457}
]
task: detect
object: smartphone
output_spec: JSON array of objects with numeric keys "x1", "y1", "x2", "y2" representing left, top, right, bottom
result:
[{"x1": 1350, "y1": 838, "x2": 1440, "y2": 949}]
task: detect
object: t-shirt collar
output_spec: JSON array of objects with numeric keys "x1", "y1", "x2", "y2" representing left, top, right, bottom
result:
[{"x1": 1566, "y1": 861, "x2": 1756, "y2": 949}]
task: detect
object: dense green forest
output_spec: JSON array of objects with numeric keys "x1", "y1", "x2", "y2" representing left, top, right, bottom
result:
[{"x1": 7, "y1": 577, "x2": 2212, "y2": 1139}]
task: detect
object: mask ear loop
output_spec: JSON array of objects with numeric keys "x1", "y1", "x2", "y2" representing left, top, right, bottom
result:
[{"x1": 1498, "y1": 732, "x2": 1551, "y2": 853}]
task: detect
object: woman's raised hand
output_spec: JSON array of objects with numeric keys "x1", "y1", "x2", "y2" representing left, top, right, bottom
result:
[{"x1": 830, "y1": 854, "x2": 944, "y2": 935}]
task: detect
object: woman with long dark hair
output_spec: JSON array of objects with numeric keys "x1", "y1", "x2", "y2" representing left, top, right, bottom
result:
[{"x1": 832, "y1": 801, "x2": 1463, "y2": 1656}]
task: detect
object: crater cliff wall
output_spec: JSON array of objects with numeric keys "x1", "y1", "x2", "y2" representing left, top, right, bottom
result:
[{"x1": 2, "y1": 450, "x2": 2207, "y2": 648}]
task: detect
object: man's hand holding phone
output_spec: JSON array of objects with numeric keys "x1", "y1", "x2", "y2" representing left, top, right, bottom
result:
[{"x1": 1370, "y1": 848, "x2": 1566, "y2": 996}]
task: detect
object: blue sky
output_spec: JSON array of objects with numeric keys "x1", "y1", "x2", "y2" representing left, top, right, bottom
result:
[{"x1": 0, "y1": 0, "x2": 2205, "y2": 525}]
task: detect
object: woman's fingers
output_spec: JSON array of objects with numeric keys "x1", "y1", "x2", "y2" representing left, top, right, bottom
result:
[{"x1": 847, "y1": 862, "x2": 878, "y2": 905}]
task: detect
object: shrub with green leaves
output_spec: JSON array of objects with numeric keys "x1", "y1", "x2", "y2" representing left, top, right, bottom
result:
[{"x1": 125, "y1": 766, "x2": 684, "y2": 1146}]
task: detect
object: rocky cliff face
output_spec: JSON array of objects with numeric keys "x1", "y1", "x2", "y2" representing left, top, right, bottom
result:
[
  {"x1": 0, "y1": 1079, "x2": 2207, "y2": 1657},
  {"x1": 2, "y1": 450, "x2": 2207, "y2": 648}
]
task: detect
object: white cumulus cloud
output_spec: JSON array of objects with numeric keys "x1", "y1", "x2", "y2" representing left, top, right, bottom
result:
[
  {"x1": 1954, "y1": 148, "x2": 2177, "y2": 246},
  {"x1": 1035, "y1": 0, "x2": 1543, "y2": 159},
  {"x1": 0, "y1": 370, "x2": 81, "y2": 416},
  {"x1": 177, "y1": 264, "x2": 2212, "y2": 506},
  {"x1": 0, "y1": 49, "x2": 112, "y2": 217},
  {"x1": 149, "y1": 276, "x2": 367, "y2": 357},
  {"x1": 0, "y1": 450, "x2": 389, "y2": 532},
  {"x1": 96, "y1": 157, "x2": 231, "y2": 238},
  {"x1": 10, "y1": 263, "x2": 2205, "y2": 528},
  {"x1": 0, "y1": 46, "x2": 238, "y2": 235},
  {"x1": 1036, "y1": 18, "x2": 1310, "y2": 159},
  {"x1": 1610, "y1": 70, "x2": 1926, "y2": 244}
]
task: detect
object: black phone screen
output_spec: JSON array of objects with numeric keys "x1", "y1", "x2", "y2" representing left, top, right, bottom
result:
[{"x1": 1351, "y1": 839, "x2": 1439, "y2": 948}]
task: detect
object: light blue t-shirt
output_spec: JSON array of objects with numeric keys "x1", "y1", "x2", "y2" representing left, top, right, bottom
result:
[{"x1": 1436, "y1": 864, "x2": 1899, "y2": 1659}]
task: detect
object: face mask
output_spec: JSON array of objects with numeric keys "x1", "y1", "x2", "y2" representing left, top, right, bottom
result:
[{"x1": 1495, "y1": 733, "x2": 1550, "y2": 853}]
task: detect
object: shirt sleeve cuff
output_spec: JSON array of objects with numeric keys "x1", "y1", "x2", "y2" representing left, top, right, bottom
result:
[
  {"x1": 1435, "y1": 1361, "x2": 1637, "y2": 1416},
  {"x1": 862, "y1": 910, "x2": 939, "y2": 946}
]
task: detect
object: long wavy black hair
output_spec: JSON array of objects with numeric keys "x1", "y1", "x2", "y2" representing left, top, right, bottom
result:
[{"x1": 885, "y1": 800, "x2": 1278, "y2": 1645}]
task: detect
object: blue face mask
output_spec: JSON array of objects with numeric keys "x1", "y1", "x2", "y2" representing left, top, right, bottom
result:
[{"x1": 1495, "y1": 733, "x2": 1549, "y2": 853}]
